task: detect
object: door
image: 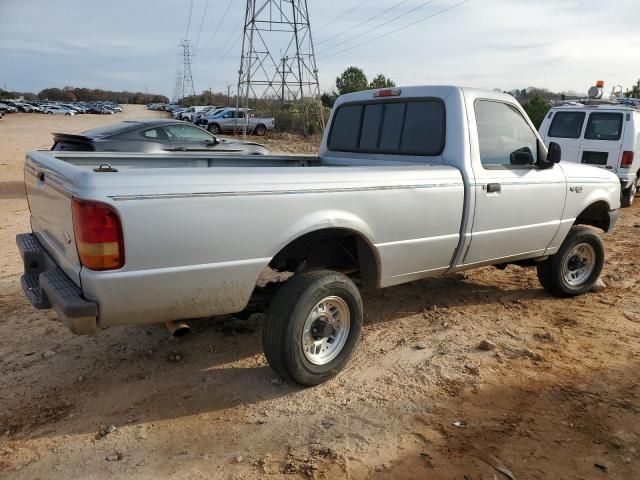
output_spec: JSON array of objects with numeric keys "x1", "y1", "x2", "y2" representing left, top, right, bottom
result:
[
  {"x1": 578, "y1": 111, "x2": 624, "y2": 172},
  {"x1": 543, "y1": 110, "x2": 586, "y2": 162},
  {"x1": 464, "y1": 99, "x2": 566, "y2": 266},
  {"x1": 161, "y1": 123, "x2": 217, "y2": 151}
]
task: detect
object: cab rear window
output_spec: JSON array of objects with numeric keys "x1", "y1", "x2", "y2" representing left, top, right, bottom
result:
[
  {"x1": 584, "y1": 112, "x2": 623, "y2": 141},
  {"x1": 548, "y1": 111, "x2": 585, "y2": 139},
  {"x1": 328, "y1": 99, "x2": 445, "y2": 155}
]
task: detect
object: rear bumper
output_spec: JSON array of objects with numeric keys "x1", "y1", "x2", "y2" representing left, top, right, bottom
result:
[
  {"x1": 618, "y1": 173, "x2": 636, "y2": 189},
  {"x1": 16, "y1": 233, "x2": 98, "y2": 335}
]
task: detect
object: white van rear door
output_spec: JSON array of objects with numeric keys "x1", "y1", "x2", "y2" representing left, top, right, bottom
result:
[
  {"x1": 542, "y1": 110, "x2": 586, "y2": 163},
  {"x1": 578, "y1": 111, "x2": 624, "y2": 172}
]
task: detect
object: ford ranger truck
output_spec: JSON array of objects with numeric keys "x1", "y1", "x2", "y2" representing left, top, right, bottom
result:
[{"x1": 17, "y1": 86, "x2": 621, "y2": 386}]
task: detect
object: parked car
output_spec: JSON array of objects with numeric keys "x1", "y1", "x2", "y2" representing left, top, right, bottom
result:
[
  {"x1": 193, "y1": 105, "x2": 224, "y2": 125},
  {"x1": 178, "y1": 106, "x2": 209, "y2": 121},
  {"x1": 540, "y1": 98, "x2": 640, "y2": 207},
  {"x1": 0, "y1": 102, "x2": 18, "y2": 113},
  {"x1": 51, "y1": 119, "x2": 269, "y2": 154},
  {"x1": 206, "y1": 108, "x2": 274, "y2": 136},
  {"x1": 17, "y1": 85, "x2": 620, "y2": 386},
  {"x1": 43, "y1": 105, "x2": 75, "y2": 116}
]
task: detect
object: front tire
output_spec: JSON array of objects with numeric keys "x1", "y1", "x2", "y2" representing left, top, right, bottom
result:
[
  {"x1": 209, "y1": 123, "x2": 221, "y2": 134},
  {"x1": 536, "y1": 226, "x2": 604, "y2": 297},
  {"x1": 263, "y1": 270, "x2": 363, "y2": 386}
]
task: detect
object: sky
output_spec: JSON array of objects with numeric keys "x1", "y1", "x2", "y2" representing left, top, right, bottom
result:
[{"x1": 1, "y1": 0, "x2": 639, "y2": 98}]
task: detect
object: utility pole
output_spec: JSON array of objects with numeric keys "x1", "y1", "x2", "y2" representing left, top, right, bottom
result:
[
  {"x1": 227, "y1": 84, "x2": 232, "y2": 107},
  {"x1": 237, "y1": 0, "x2": 323, "y2": 136}
]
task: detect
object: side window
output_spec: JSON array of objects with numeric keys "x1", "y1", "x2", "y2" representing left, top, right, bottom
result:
[
  {"x1": 163, "y1": 124, "x2": 212, "y2": 141},
  {"x1": 548, "y1": 111, "x2": 585, "y2": 139},
  {"x1": 223, "y1": 111, "x2": 233, "y2": 118},
  {"x1": 141, "y1": 127, "x2": 167, "y2": 140},
  {"x1": 584, "y1": 113, "x2": 623, "y2": 141},
  {"x1": 475, "y1": 100, "x2": 538, "y2": 168}
]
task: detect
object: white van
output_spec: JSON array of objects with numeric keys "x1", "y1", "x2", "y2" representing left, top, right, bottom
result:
[{"x1": 540, "y1": 103, "x2": 640, "y2": 206}]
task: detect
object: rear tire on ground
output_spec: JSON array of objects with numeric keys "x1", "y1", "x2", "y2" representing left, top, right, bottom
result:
[
  {"x1": 254, "y1": 124, "x2": 266, "y2": 136},
  {"x1": 536, "y1": 226, "x2": 604, "y2": 297},
  {"x1": 262, "y1": 270, "x2": 363, "y2": 386}
]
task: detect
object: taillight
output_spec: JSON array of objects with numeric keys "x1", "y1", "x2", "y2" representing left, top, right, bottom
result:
[
  {"x1": 373, "y1": 88, "x2": 401, "y2": 98},
  {"x1": 71, "y1": 198, "x2": 124, "y2": 270},
  {"x1": 621, "y1": 151, "x2": 634, "y2": 168}
]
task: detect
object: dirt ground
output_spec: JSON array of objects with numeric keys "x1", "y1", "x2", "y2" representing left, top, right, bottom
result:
[{"x1": 0, "y1": 105, "x2": 638, "y2": 479}]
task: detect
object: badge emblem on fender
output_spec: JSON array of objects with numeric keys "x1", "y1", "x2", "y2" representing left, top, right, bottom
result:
[{"x1": 569, "y1": 186, "x2": 583, "y2": 193}]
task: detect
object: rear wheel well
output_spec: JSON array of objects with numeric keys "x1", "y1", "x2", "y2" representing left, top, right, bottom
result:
[
  {"x1": 574, "y1": 201, "x2": 612, "y2": 232},
  {"x1": 268, "y1": 229, "x2": 379, "y2": 288}
]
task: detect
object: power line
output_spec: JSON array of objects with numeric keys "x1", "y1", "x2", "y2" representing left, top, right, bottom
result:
[
  {"x1": 198, "y1": 0, "x2": 233, "y2": 53},
  {"x1": 319, "y1": 0, "x2": 437, "y2": 56},
  {"x1": 320, "y1": 0, "x2": 473, "y2": 60},
  {"x1": 315, "y1": 0, "x2": 410, "y2": 47},
  {"x1": 314, "y1": 0, "x2": 369, "y2": 33},
  {"x1": 194, "y1": 0, "x2": 210, "y2": 50},
  {"x1": 184, "y1": 0, "x2": 195, "y2": 39},
  {"x1": 198, "y1": 16, "x2": 244, "y2": 71}
]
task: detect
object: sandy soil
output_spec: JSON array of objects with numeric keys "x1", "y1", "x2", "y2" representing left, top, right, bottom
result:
[{"x1": 0, "y1": 106, "x2": 638, "y2": 479}]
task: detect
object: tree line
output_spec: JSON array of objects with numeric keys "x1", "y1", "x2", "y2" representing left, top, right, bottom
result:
[{"x1": 0, "y1": 86, "x2": 169, "y2": 104}]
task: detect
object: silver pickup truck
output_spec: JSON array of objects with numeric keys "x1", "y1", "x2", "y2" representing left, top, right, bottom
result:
[
  {"x1": 204, "y1": 108, "x2": 275, "y2": 136},
  {"x1": 17, "y1": 86, "x2": 620, "y2": 386}
]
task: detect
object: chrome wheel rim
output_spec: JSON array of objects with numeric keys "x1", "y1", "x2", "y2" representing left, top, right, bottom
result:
[
  {"x1": 562, "y1": 243, "x2": 596, "y2": 286},
  {"x1": 302, "y1": 296, "x2": 350, "y2": 365}
]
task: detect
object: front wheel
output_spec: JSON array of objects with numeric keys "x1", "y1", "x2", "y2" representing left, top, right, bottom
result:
[
  {"x1": 209, "y1": 123, "x2": 221, "y2": 134},
  {"x1": 262, "y1": 270, "x2": 363, "y2": 386},
  {"x1": 537, "y1": 226, "x2": 604, "y2": 297}
]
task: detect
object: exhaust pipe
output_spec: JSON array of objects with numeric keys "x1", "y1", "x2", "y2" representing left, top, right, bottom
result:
[{"x1": 164, "y1": 320, "x2": 190, "y2": 337}]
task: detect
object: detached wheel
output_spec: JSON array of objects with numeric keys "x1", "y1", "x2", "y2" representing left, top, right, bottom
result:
[
  {"x1": 263, "y1": 270, "x2": 363, "y2": 386},
  {"x1": 209, "y1": 123, "x2": 221, "y2": 134},
  {"x1": 537, "y1": 226, "x2": 604, "y2": 297},
  {"x1": 254, "y1": 124, "x2": 266, "y2": 136}
]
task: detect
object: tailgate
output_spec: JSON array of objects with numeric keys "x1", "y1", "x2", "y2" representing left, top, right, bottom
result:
[{"x1": 24, "y1": 156, "x2": 82, "y2": 286}]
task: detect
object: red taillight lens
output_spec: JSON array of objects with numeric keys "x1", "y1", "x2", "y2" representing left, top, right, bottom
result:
[
  {"x1": 621, "y1": 151, "x2": 634, "y2": 168},
  {"x1": 71, "y1": 198, "x2": 124, "y2": 270},
  {"x1": 373, "y1": 88, "x2": 401, "y2": 98}
]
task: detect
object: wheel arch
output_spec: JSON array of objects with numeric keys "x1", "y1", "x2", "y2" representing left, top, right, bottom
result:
[
  {"x1": 267, "y1": 226, "x2": 381, "y2": 289},
  {"x1": 574, "y1": 200, "x2": 614, "y2": 232}
]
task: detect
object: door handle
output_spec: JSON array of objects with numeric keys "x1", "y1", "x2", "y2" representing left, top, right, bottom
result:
[
  {"x1": 485, "y1": 183, "x2": 501, "y2": 193},
  {"x1": 174, "y1": 147, "x2": 187, "y2": 151}
]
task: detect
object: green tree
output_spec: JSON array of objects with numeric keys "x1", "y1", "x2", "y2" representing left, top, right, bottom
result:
[
  {"x1": 368, "y1": 74, "x2": 395, "y2": 89},
  {"x1": 626, "y1": 79, "x2": 640, "y2": 98},
  {"x1": 320, "y1": 91, "x2": 338, "y2": 108},
  {"x1": 523, "y1": 94, "x2": 549, "y2": 129},
  {"x1": 335, "y1": 67, "x2": 368, "y2": 95}
]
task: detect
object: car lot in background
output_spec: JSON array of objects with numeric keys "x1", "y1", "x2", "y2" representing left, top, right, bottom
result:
[
  {"x1": 42, "y1": 105, "x2": 75, "y2": 116},
  {"x1": 51, "y1": 118, "x2": 269, "y2": 154}
]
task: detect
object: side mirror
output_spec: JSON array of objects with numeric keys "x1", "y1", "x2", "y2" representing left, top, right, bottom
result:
[
  {"x1": 510, "y1": 147, "x2": 535, "y2": 166},
  {"x1": 547, "y1": 141, "x2": 562, "y2": 163}
]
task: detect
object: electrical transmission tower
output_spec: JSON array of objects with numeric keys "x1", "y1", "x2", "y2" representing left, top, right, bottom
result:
[
  {"x1": 179, "y1": 39, "x2": 196, "y2": 105},
  {"x1": 173, "y1": 69, "x2": 183, "y2": 104},
  {"x1": 237, "y1": 0, "x2": 324, "y2": 135}
]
